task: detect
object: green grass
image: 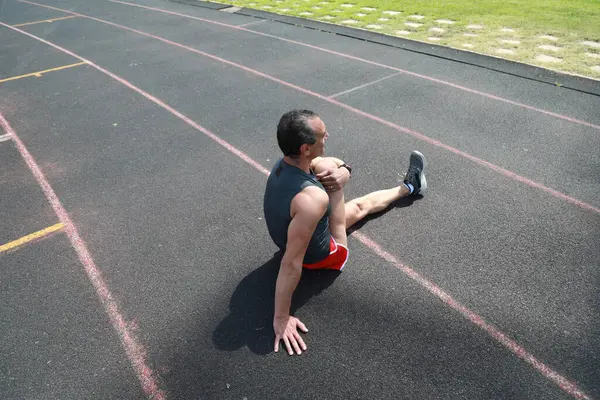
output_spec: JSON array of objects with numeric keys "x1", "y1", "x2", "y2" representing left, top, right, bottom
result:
[{"x1": 226, "y1": 0, "x2": 600, "y2": 79}]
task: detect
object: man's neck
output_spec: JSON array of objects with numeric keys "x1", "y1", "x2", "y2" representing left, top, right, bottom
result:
[{"x1": 283, "y1": 156, "x2": 311, "y2": 174}]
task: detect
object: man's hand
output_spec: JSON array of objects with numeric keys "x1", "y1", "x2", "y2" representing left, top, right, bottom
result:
[
  {"x1": 316, "y1": 167, "x2": 350, "y2": 193},
  {"x1": 274, "y1": 315, "x2": 308, "y2": 355}
]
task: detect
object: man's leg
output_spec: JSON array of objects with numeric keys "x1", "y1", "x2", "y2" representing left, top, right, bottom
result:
[
  {"x1": 312, "y1": 157, "x2": 349, "y2": 245},
  {"x1": 313, "y1": 151, "x2": 426, "y2": 245},
  {"x1": 314, "y1": 157, "x2": 409, "y2": 246},
  {"x1": 343, "y1": 186, "x2": 410, "y2": 229}
]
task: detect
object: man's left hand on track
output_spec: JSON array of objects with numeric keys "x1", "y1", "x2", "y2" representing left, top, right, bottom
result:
[{"x1": 274, "y1": 315, "x2": 308, "y2": 355}]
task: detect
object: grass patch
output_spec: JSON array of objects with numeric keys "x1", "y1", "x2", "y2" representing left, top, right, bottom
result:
[{"x1": 226, "y1": 0, "x2": 600, "y2": 79}]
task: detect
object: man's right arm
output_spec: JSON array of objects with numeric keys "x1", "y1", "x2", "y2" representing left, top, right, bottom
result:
[{"x1": 273, "y1": 186, "x2": 328, "y2": 355}]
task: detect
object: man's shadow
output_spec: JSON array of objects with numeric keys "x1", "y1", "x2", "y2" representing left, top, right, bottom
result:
[
  {"x1": 212, "y1": 194, "x2": 421, "y2": 355},
  {"x1": 212, "y1": 251, "x2": 341, "y2": 355}
]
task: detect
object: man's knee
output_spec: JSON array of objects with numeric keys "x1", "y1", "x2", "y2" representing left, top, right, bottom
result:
[
  {"x1": 312, "y1": 157, "x2": 338, "y2": 175},
  {"x1": 346, "y1": 198, "x2": 369, "y2": 222}
]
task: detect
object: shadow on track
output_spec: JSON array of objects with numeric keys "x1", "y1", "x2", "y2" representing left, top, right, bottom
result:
[
  {"x1": 212, "y1": 193, "x2": 422, "y2": 354},
  {"x1": 212, "y1": 251, "x2": 341, "y2": 355}
]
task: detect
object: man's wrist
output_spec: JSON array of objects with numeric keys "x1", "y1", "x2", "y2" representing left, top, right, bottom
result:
[{"x1": 340, "y1": 163, "x2": 352, "y2": 177}]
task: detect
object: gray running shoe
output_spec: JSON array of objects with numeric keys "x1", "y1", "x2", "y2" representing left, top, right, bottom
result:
[{"x1": 403, "y1": 150, "x2": 427, "y2": 195}]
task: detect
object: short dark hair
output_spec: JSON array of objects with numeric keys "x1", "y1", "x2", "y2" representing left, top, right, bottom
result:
[{"x1": 276, "y1": 109, "x2": 318, "y2": 157}]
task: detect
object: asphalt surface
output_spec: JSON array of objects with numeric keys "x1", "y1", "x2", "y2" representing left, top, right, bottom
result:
[{"x1": 1, "y1": 0, "x2": 599, "y2": 399}]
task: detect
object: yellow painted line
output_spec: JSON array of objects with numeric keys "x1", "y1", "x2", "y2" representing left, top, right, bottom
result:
[
  {"x1": 0, "y1": 62, "x2": 86, "y2": 84},
  {"x1": 13, "y1": 15, "x2": 78, "y2": 27},
  {"x1": 0, "y1": 223, "x2": 64, "y2": 253}
]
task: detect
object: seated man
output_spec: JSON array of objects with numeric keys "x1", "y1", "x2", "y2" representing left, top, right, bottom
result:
[{"x1": 263, "y1": 109, "x2": 426, "y2": 356}]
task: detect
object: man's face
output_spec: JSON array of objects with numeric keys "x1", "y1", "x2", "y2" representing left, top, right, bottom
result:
[{"x1": 306, "y1": 117, "x2": 328, "y2": 159}]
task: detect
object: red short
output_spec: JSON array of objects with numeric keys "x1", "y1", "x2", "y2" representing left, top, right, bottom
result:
[{"x1": 302, "y1": 237, "x2": 349, "y2": 271}]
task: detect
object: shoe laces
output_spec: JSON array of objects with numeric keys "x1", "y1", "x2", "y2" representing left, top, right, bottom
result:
[{"x1": 405, "y1": 165, "x2": 420, "y2": 183}]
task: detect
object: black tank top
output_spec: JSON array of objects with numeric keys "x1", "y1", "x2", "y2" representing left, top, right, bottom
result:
[{"x1": 263, "y1": 158, "x2": 331, "y2": 264}]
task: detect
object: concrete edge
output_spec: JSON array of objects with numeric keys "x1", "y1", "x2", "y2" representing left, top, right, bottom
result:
[
  {"x1": 184, "y1": 1, "x2": 600, "y2": 96},
  {"x1": 171, "y1": 0, "x2": 231, "y2": 10}
]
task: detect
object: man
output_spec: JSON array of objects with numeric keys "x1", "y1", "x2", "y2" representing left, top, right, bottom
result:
[{"x1": 263, "y1": 109, "x2": 426, "y2": 356}]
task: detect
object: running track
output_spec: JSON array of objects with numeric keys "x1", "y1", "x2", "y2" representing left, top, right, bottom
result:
[{"x1": 1, "y1": 0, "x2": 599, "y2": 398}]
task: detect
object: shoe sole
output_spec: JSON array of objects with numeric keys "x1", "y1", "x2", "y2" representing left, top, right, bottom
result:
[{"x1": 410, "y1": 150, "x2": 427, "y2": 194}]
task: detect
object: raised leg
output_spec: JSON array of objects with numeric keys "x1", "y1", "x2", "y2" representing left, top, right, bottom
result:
[{"x1": 312, "y1": 157, "x2": 410, "y2": 247}]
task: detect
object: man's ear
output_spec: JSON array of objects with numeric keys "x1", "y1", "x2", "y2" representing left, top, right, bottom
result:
[{"x1": 299, "y1": 143, "x2": 311, "y2": 156}]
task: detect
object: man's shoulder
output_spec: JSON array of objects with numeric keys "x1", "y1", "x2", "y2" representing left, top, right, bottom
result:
[
  {"x1": 292, "y1": 186, "x2": 328, "y2": 215},
  {"x1": 266, "y1": 158, "x2": 283, "y2": 179}
]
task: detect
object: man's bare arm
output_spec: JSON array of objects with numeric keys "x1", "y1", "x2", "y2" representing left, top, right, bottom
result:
[
  {"x1": 273, "y1": 186, "x2": 329, "y2": 355},
  {"x1": 311, "y1": 156, "x2": 351, "y2": 193}
]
